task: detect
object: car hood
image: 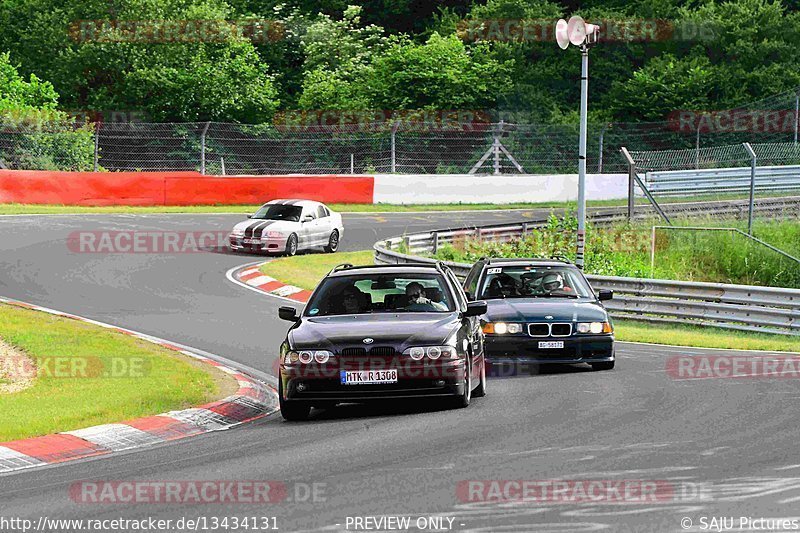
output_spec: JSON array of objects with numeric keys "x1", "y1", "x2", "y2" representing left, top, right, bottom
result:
[
  {"x1": 232, "y1": 219, "x2": 297, "y2": 235},
  {"x1": 289, "y1": 313, "x2": 460, "y2": 351},
  {"x1": 483, "y1": 298, "x2": 608, "y2": 323}
]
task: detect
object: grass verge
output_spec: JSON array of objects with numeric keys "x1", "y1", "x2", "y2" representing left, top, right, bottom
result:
[
  {"x1": 0, "y1": 303, "x2": 237, "y2": 441},
  {"x1": 259, "y1": 250, "x2": 800, "y2": 353}
]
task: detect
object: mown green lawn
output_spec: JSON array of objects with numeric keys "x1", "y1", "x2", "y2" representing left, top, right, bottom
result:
[
  {"x1": 0, "y1": 304, "x2": 236, "y2": 441},
  {"x1": 260, "y1": 250, "x2": 800, "y2": 353}
]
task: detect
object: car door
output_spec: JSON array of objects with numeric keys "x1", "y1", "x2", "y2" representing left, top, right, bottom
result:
[
  {"x1": 315, "y1": 204, "x2": 332, "y2": 244},
  {"x1": 446, "y1": 269, "x2": 483, "y2": 382},
  {"x1": 298, "y1": 207, "x2": 317, "y2": 248}
]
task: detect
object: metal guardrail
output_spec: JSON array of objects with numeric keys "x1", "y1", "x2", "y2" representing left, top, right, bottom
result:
[
  {"x1": 645, "y1": 165, "x2": 800, "y2": 196},
  {"x1": 374, "y1": 221, "x2": 800, "y2": 336}
]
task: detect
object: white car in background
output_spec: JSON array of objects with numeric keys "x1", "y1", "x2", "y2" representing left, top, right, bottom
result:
[{"x1": 229, "y1": 199, "x2": 344, "y2": 256}]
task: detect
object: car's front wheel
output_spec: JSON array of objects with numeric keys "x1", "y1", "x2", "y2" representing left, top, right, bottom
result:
[
  {"x1": 592, "y1": 361, "x2": 615, "y2": 371},
  {"x1": 324, "y1": 230, "x2": 339, "y2": 253},
  {"x1": 279, "y1": 380, "x2": 311, "y2": 421},
  {"x1": 284, "y1": 233, "x2": 298, "y2": 256}
]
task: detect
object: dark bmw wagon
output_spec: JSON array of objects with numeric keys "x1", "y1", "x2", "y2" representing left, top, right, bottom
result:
[
  {"x1": 463, "y1": 257, "x2": 615, "y2": 371},
  {"x1": 277, "y1": 262, "x2": 488, "y2": 421}
]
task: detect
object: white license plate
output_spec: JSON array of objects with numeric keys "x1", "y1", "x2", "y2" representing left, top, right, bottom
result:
[
  {"x1": 242, "y1": 238, "x2": 260, "y2": 244},
  {"x1": 539, "y1": 341, "x2": 564, "y2": 349},
  {"x1": 341, "y1": 369, "x2": 398, "y2": 385}
]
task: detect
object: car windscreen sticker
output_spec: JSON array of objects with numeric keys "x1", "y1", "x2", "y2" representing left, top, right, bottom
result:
[
  {"x1": 309, "y1": 308, "x2": 319, "y2": 315},
  {"x1": 487, "y1": 267, "x2": 502, "y2": 274}
]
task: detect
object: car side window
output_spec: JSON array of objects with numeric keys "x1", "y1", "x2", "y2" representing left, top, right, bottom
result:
[{"x1": 316, "y1": 205, "x2": 327, "y2": 219}]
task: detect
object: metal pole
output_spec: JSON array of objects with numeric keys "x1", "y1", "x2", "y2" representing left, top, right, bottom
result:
[
  {"x1": 695, "y1": 123, "x2": 700, "y2": 169},
  {"x1": 93, "y1": 122, "x2": 100, "y2": 171},
  {"x1": 493, "y1": 121, "x2": 503, "y2": 176},
  {"x1": 743, "y1": 142, "x2": 757, "y2": 235},
  {"x1": 620, "y1": 147, "x2": 636, "y2": 222},
  {"x1": 220, "y1": 157, "x2": 226, "y2": 176},
  {"x1": 200, "y1": 122, "x2": 210, "y2": 175},
  {"x1": 794, "y1": 92, "x2": 798, "y2": 145},
  {"x1": 650, "y1": 225, "x2": 656, "y2": 277},
  {"x1": 391, "y1": 121, "x2": 398, "y2": 173},
  {"x1": 576, "y1": 47, "x2": 589, "y2": 269},
  {"x1": 597, "y1": 124, "x2": 607, "y2": 173},
  {"x1": 350, "y1": 153, "x2": 354, "y2": 174}
]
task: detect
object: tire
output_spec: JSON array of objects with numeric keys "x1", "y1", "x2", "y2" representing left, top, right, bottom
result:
[
  {"x1": 450, "y1": 359, "x2": 472, "y2": 409},
  {"x1": 473, "y1": 356, "x2": 486, "y2": 398},
  {"x1": 284, "y1": 233, "x2": 298, "y2": 256},
  {"x1": 279, "y1": 380, "x2": 311, "y2": 421},
  {"x1": 324, "y1": 230, "x2": 339, "y2": 253},
  {"x1": 592, "y1": 361, "x2": 615, "y2": 371}
]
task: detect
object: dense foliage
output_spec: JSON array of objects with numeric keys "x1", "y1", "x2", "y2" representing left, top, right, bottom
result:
[{"x1": 1, "y1": 0, "x2": 799, "y2": 125}]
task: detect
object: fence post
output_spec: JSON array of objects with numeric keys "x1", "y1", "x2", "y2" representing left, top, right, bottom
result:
[
  {"x1": 620, "y1": 146, "x2": 635, "y2": 221},
  {"x1": 795, "y1": 91, "x2": 799, "y2": 145},
  {"x1": 93, "y1": 122, "x2": 100, "y2": 172},
  {"x1": 391, "y1": 121, "x2": 399, "y2": 173},
  {"x1": 220, "y1": 157, "x2": 226, "y2": 176},
  {"x1": 743, "y1": 142, "x2": 757, "y2": 235},
  {"x1": 597, "y1": 124, "x2": 608, "y2": 173},
  {"x1": 350, "y1": 153, "x2": 354, "y2": 175},
  {"x1": 695, "y1": 124, "x2": 700, "y2": 169},
  {"x1": 200, "y1": 122, "x2": 210, "y2": 175},
  {"x1": 493, "y1": 120, "x2": 503, "y2": 175}
]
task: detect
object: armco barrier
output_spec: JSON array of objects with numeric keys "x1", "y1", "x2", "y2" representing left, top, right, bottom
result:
[
  {"x1": 374, "y1": 223, "x2": 800, "y2": 337},
  {"x1": 0, "y1": 170, "x2": 375, "y2": 206}
]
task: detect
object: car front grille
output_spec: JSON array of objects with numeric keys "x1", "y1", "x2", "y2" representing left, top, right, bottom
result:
[
  {"x1": 369, "y1": 346, "x2": 397, "y2": 356},
  {"x1": 527, "y1": 323, "x2": 573, "y2": 337},
  {"x1": 341, "y1": 347, "x2": 367, "y2": 357}
]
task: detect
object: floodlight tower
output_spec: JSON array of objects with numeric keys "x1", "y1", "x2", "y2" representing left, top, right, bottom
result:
[{"x1": 555, "y1": 16, "x2": 600, "y2": 269}]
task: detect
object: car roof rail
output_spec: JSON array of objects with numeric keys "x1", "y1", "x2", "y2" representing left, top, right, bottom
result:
[{"x1": 328, "y1": 263, "x2": 354, "y2": 275}]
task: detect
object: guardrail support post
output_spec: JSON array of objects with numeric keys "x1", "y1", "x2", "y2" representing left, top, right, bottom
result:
[
  {"x1": 743, "y1": 142, "x2": 757, "y2": 235},
  {"x1": 431, "y1": 232, "x2": 438, "y2": 254},
  {"x1": 522, "y1": 222, "x2": 529, "y2": 236},
  {"x1": 403, "y1": 235, "x2": 410, "y2": 252}
]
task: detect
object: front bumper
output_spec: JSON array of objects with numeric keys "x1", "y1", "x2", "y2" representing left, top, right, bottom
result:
[
  {"x1": 279, "y1": 357, "x2": 467, "y2": 403},
  {"x1": 229, "y1": 234, "x2": 286, "y2": 253},
  {"x1": 484, "y1": 334, "x2": 614, "y2": 364}
]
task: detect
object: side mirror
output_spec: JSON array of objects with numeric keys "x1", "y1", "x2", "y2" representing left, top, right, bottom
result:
[
  {"x1": 278, "y1": 306, "x2": 299, "y2": 321},
  {"x1": 463, "y1": 300, "x2": 487, "y2": 318},
  {"x1": 246, "y1": 214, "x2": 253, "y2": 218},
  {"x1": 464, "y1": 290, "x2": 473, "y2": 301},
  {"x1": 302, "y1": 215, "x2": 314, "y2": 223},
  {"x1": 597, "y1": 289, "x2": 614, "y2": 301}
]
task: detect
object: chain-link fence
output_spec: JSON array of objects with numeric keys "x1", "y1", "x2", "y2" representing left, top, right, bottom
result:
[{"x1": 4, "y1": 85, "x2": 800, "y2": 174}]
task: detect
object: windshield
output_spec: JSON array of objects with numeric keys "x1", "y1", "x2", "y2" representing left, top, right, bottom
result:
[
  {"x1": 251, "y1": 204, "x2": 302, "y2": 222},
  {"x1": 305, "y1": 273, "x2": 455, "y2": 316},
  {"x1": 478, "y1": 265, "x2": 593, "y2": 299}
]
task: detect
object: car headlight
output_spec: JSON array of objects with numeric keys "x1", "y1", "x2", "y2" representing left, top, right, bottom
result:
[
  {"x1": 284, "y1": 350, "x2": 333, "y2": 364},
  {"x1": 266, "y1": 231, "x2": 285, "y2": 238},
  {"x1": 403, "y1": 346, "x2": 457, "y2": 360},
  {"x1": 576, "y1": 322, "x2": 613, "y2": 334},
  {"x1": 482, "y1": 322, "x2": 523, "y2": 334},
  {"x1": 232, "y1": 228, "x2": 245, "y2": 236}
]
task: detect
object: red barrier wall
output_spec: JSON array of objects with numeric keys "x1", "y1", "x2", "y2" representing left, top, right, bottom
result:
[{"x1": 0, "y1": 170, "x2": 374, "y2": 205}]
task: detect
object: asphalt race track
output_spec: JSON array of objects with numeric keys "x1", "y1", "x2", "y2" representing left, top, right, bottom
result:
[{"x1": 2, "y1": 210, "x2": 799, "y2": 533}]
